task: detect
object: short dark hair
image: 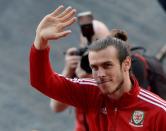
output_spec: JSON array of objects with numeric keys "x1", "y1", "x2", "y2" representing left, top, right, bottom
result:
[{"x1": 88, "y1": 36, "x2": 131, "y2": 64}]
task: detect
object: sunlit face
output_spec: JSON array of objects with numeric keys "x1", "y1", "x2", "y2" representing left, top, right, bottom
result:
[{"x1": 89, "y1": 46, "x2": 126, "y2": 95}]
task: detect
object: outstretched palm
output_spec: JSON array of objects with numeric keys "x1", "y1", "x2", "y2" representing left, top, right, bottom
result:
[{"x1": 35, "y1": 5, "x2": 76, "y2": 49}]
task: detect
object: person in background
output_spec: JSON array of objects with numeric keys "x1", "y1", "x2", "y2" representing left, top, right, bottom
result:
[
  {"x1": 50, "y1": 11, "x2": 110, "y2": 131},
  {"x1": 50, "y1": 47, "x2": 80, "y2": 113},
  {"x1": 77, "y1": 11, "x2": 110, "y2": 47},
  {"x1": 156, "y1": 44, "x2": 166, "y2": 62},
  {"x1": 30, "y1": 6, "x2": 166, "y2": 131}
]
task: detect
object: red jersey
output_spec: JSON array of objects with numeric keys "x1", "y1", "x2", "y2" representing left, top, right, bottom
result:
[
  {"x1": 30, "y1": 45, "x2": 166, "y2": 131},
  {"x1": 75, "y1": 109, "x2": 89, "y2": 131},
  {"x1": 75, "y1": 106, "x2": 107, "y2": 131}
]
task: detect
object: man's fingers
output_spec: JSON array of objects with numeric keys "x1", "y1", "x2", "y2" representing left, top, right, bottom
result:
[
  {"x1": 50, "y1": 5, "x2": 64, "y2": 16},
  {"x1": 57, "y1": 6, "x2": 73, "y2": 18},
  {"x1": 67, "y1": 56, "x2": 80, "y2": 61},
  {"x1": 46, "y1": 30, "x2": 71, "y2": 40},
  {"x1": 55, "y1": 30, "x2": 72, "y2": 39},
  {"x1": 63, "y1": 17, "x2": 77, "y2": 28},
  {"x1": 60, "y1": 9, "x2": 76, "y2": 22}
]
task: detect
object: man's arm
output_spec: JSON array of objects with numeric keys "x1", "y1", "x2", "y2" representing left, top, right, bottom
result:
[
  {"x1": 30, "y1": 6, "x2": 99, "y2": 109},
  {"x1": 50, "y1": 99, "x2": 69, "y2": 112},
  {"x1": 50, "y1": 47, "x2": 80, "y2": 112}
]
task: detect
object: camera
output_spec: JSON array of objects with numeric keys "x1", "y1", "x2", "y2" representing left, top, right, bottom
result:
[
  {"x1": 76, "y1": 47, "x2": 92, "y2": 74},
  {"x1": 77, "y1": 11, "x2": 95, "y2": 44},
  {"x1": 74, "y1": 47, "x2": 92, "y2": 74},
  {"x1": 63, "y1": 46, "x2": 92, "y2": 74},
  {"x1": 80, "y1": 50, "x2": 92, "y2": 74},
  {"x1": 64, "y1": 11, "x2": 95, "y2": 74}
]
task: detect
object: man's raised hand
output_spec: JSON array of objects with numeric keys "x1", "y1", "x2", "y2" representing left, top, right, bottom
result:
[{"x1": 34, "y1": 5, "x2": 77, "y2": 50}]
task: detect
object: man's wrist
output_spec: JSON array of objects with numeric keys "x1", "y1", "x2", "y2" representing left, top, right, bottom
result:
[{"x1": 34, "y1": 34, "x2": 48, "y2": 50}]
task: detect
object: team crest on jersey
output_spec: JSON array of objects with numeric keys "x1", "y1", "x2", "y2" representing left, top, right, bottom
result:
[
  {"x1": 101, "y1": 107, "x2": 107, "y2": 114},
  {"x1": 129, "y1": 110, "x2": 144, "y2": 127}
]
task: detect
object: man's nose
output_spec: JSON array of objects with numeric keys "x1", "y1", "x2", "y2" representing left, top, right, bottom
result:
[{"x1": 97, "y1": 68, "x2": 106, "y2": 77}]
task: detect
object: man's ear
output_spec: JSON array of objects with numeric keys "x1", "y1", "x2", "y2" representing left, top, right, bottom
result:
[{"x1": 123, "y1": 56, "x2": 131, "y2": 72}]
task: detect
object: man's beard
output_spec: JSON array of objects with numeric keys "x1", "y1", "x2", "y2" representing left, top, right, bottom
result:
[
  {"x1": 109, "y1": 79, "x2": 124, "y2": 94},
  {"x1": 97, "y1": 78, "x2": 124, "y2": 95}
]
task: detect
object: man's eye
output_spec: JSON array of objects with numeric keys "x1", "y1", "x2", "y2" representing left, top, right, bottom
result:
[
  {"x1": 104, "y1": 63, "x2": 113, "y2": 68},
  {"x1": 91, "y1": 66, "x2": 98, "y2": 71}
]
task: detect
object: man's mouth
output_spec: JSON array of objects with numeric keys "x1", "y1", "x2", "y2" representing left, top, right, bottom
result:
[{"x1": 97, "y1": 79, "x2": 112, "y2": 84}]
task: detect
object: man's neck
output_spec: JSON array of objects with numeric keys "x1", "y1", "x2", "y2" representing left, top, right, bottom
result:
[{"x1": 108, "y1": 77, "x2": 132, "y2": 100}]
